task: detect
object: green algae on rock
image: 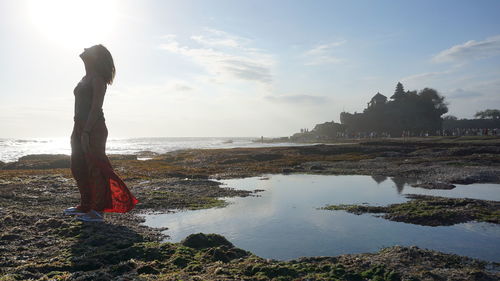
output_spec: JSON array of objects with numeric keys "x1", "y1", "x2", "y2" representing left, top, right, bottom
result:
[
  {"x1": 2, "y1": 139, "x2": 500, "y2": 280},
  {"x1": 322, "y1": 194, "x2": 500, "y2": 226}
]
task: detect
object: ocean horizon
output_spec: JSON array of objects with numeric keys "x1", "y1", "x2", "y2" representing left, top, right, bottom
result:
[{"x1": 0, "y1": 137, "x2": 302, "y2": 163}]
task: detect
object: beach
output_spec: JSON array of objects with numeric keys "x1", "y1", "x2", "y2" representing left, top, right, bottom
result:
[{"x1": 1, "y1": 136, "x2": 499, "y2": 280}]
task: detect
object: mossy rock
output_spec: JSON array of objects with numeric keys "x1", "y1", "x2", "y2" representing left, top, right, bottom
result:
[
  {"x1": 109, "y1": 260, "x2": 136, "y2": 275},
  {"x1": 257, "y1": 264, "x2": 299, "y2": 278},
  {"x1": 35, "y1": 218, "x2": 69, "y2": 231},
  {"x1": 249, "y1": 153, "x2": 283, "y2": 161},
  {"x1": 123, "y1": 242, "x2": 174, "y2": 262},
  {"x1": 324, "y1": 195, "x2": 500, "y2": 226},
  {"x1": 201, "y1": 245, "x2": 249, "y2": 262},
  {"x1": 108, "y1": 154, "x2": 137, "y2": 160},
  {"x1": 0, "y1": 234, "x2": 21, "y2": 241},
  {"x1": 71, "y1": 258, "x2": 104, "y2": 271},
  {"x1": 18, "y1": 154, "x2": 69, "y2": 161},
  {"x1": 181, "y1": 233, "x2": 233, "y2": 249},
  {"x1": 4, "y1": 154, "x2": 70, "y2": 169},
  {"x1": 136, "y1": 264, "x2": 160, "y2": 274}
]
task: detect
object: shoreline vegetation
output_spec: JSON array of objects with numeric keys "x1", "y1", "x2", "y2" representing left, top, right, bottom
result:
[
  {"x1": 257, "y1": 83, "x2": 500, "y2": 144},
  {"x1": 1, "y1": 137, "x2": 500, "y2": 280}
]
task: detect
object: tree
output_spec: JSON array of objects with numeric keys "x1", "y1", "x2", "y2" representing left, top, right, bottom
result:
[
  {"x1": 390, "y1": 82, "x2": 406, "y2": 100},
  {"x1": 443, "y1": 115, "x2": 458, "y2": 121},
  {"x1": 418, "y1": 88, "x2": 448, "y2": 115},
  {"x1": 340, "y1": 84, "x2": 448, "y2": 136},
  {"x1": 313, "y1": 121, "x2": 344, "y2": 137},
  {"x1": 474, "y1": 109, "x2": 500, "y2": 119}
]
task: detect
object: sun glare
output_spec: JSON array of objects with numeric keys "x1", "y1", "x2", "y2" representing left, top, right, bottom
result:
[{"x1": 27, "y1": 0, "x2": 117, "y2": 50}]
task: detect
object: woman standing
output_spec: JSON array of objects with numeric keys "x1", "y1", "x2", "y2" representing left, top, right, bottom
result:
[{"x1": 65, "y1": 44, "x2": 138, "y2": 222}]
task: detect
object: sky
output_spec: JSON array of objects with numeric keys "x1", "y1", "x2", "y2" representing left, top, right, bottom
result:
[{"x1": 1, "y1": 0, "x2": 499, "y2": 138}]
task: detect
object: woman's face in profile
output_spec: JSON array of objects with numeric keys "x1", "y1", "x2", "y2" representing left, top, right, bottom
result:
[{"x1": 80, "y1": 46, "x2": 98, "y2": 64}]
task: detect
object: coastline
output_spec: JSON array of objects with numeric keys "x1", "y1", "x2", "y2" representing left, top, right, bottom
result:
[{"x1": 1, "y1": 137, "x2": 499, "y2": 280}]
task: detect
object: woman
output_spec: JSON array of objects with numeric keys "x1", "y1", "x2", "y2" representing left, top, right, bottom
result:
[{"x1": 64, "y1": 44, "x2": 138, "y2": 222}]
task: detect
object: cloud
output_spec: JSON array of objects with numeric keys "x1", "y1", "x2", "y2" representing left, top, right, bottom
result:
[
  {"x1": 223, "y1": 59, "x2": 272, "y2": 83},
  {"x1": 400, "y1": 70, "x2": 453, "y2": 84},
  {"x1": 303, "y1": 40, "x2": 346, "y2": 65},
  {"x1": 110, "y1": 80, "x2": 196, "y2": 104},
  {"x1": 159, "y1": 34, "x2": 177, "y2": 40},
  {"x1": 432, "y1": 35, "x2": 500, "y2": 63},
  {"x1": 159, "y1": 29, "x2": 274, "y2": 84},
  {"x1": 265, "y1": 94, "x2": 329, "y2": 104},
  {"x1": 190, "y1": 28, "x2": 250, "y2": 48},
  {"x1": 174, "y1": 83, "x2": 193, "y2": 91},
  {"x1": 447, "y1": 88, "x2": 483, "y2": 99}
]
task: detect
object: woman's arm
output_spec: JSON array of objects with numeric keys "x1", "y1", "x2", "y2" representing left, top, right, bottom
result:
[
  {"x1": 81, "y1": 76, "x2": 106, "y2": 153},
  {"x1": 84, "y1": 76, "x2": 106, "y2": 132}
]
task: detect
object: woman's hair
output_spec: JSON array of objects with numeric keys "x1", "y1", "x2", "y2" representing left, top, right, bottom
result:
[{"x1": 93, "y1": 44, "x2": 116, "y2": 85}]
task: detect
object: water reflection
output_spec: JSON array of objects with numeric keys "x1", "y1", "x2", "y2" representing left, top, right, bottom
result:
[
  {"x1": 371, "y1": 175, "x2": 421, "y2": 193},
  {"x1": 371, "y1": 175, "x2": 419, "y2": 194},
  {"x1": 390, "y1": 177, "x2": 419, "y2": 193},
  {"x1": 371, "y1": 175, "x2": 387, "y2": 184},
  {"x1": 144, "y1": 175, "x2": 500, "y2": 261}
]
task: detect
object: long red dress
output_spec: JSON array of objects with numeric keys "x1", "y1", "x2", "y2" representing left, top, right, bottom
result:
[{"x1": 70, "y1": 76, "x2": 138, "y2": 213}]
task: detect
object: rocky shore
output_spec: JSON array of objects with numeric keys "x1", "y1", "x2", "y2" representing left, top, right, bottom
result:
[
  {"x1": 1, "y1": 136, "x2": 499, "y2": 280},
  {"x1": 323, "y1": 194, "x2": 500, "y2": 226}
]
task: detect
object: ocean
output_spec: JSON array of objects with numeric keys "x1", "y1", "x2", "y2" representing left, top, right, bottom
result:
[{"x1": 0, "y1": 137, "x2": 303, "y2": 163}]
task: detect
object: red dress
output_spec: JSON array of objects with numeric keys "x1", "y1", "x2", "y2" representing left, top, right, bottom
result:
[{"x1": 70, "y1": 76, "x2": 138, "y2": 213}]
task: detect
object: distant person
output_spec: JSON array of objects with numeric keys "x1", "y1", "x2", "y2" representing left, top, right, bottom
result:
[{"x1": 64, "y1": 45, "x2": 138, "y2": 222}]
